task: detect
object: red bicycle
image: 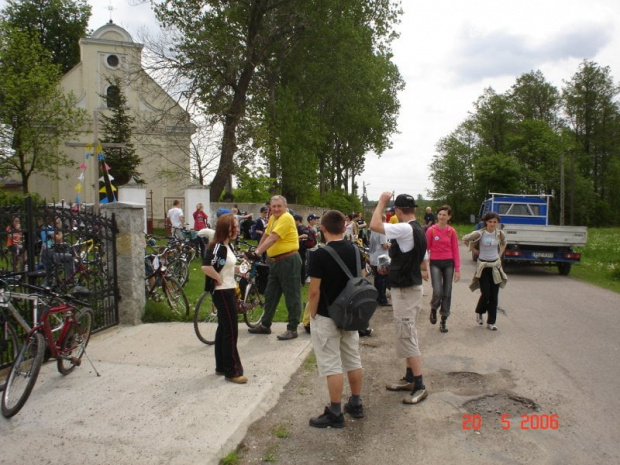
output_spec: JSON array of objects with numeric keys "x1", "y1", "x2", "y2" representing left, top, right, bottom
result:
[{"x1": 0, "y1": 282, "x2": 95, "y2": 418}]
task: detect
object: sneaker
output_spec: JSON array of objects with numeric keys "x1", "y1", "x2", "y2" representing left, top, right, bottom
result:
[
  {"x1": 386, "y1": 378, "x2": 414, "y2": 391},
  {"x1": 248, "y1": 324, "x2": 271, "y2": 334},
  {"x1": 487, "y1": 324, "x2": 498, "y2": 331},
  {"x1": 225, "y1": 375, "x2": 248, "y2": 384},
  {"x1": 430, "y1": 309, "x2": 437, "y2": 325},
  {"x1": 277, "y1": 330, "x2": 298, "y2": 340},
  {"x1": 309, "y1": 407, "x2": 345, "y2": 429},
  {"x1": 378, "y1": 300, "x2": 391, "y2": 307},
  {"x1": 344, "y1": 398, "x2": 364, "y2": 418},
  {"x1": 476, "y1": 313, "x2": 484, "y2": 325},
  {"x1": 358, "y1": 328, "x2": 373, "y2": 337},
  {"x1": 403, "y1": 388, "x2": 428, "y2": 405}
]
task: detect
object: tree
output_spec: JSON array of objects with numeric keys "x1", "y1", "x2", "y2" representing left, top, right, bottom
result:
[
  {"x1": 562, "y1": 60, "x2": 620, "y2": 225},
  {"x1": 153, "y1": 0, "x2": 402, "y2": 203},
  {"x1": 429, "y1": 121, "x2": 479, "y2": 221},
  {"x1": 0, "y1": 27, "x2": 86, "y2": 193},
  {"x1": 98, "y1": 77, "x2": 142, "y2": 186},
  {"x1": 0, "y1": 0, "x2": 91, "y2": 73}
]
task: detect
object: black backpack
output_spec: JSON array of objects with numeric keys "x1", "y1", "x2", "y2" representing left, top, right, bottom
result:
[{"x1": 323, "y1": 245, "x2": 378, "y2": 331}]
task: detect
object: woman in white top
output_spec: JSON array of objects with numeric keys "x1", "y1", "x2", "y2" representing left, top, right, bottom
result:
[
  {"x1": 462, "y1": 212, "x2": 507, "y2": 330},
  {"x1": 202, "y1": 214, "x2": 247, "y2": 384}
]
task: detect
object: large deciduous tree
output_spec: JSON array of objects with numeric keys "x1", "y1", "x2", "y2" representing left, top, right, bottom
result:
[
  {"x1": 0, "y1": 27, "x2": 86, "y2": 193},
  {"x1": 0, "y1": 0, "x2": 91, "y2": 73},
  {"x1": 153, "y1": 0, "x2": 402, "y2": 203}
]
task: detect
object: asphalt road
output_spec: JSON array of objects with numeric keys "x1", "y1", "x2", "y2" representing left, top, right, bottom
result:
[{"x1": 239, "y1": 249, "x2": 620, "y2": 464}]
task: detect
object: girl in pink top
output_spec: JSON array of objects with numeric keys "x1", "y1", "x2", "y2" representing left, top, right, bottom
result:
[{"x1": 426, "y1": 205, "x2": 460, "y2": 333}]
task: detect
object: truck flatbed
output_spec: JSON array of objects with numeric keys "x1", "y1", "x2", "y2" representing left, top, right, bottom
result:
[{"x1": 503, "y1": 224, "x2": 587, "y2": 248}]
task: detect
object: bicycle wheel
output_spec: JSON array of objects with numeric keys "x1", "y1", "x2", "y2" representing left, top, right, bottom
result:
[
  {"x1": 1, "y1": 332, "x2": 45, "y2": 418},
  {"x1": 193, "y1": 291, "x2": 217, "y2": 345},
  {"x1": 57, "y1": 308, "x2": 93, "y2": 375},
  {"x1": 243, "y1": 284, "x2": 264, "y2": 328},
  {"x1": 163, "y1": 275, "x2": 190, "y2": 316},
  {"x1": 168, "y1": 259, "x2": 189, "y2": 286},
  {"x1": 0, "y1": 319, "x2": 20, "y2": 392}
]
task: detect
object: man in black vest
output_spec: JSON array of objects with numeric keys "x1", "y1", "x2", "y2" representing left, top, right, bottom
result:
[{"x1": 370, "y1": 192, "x2": 429, "y2": 405}]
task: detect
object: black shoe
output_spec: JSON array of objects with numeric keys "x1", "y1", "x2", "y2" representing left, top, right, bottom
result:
[
  {"x1": 430, "y1": 309, "x2": 437, "y2": 325},
  {"x1": 277, "y1": 330, "x2": 298, "y2": 340},
  {"x1": 344, "y1": 398, "x2": 364, "y2": 419},
  {"x1": 358, "y1": 328, "x2": 373, "y2": 337},
  {"x1": 248, "y1": 324, "x2": 271, "y2": 334},
  {"x1": 378, "y1": 300, "x2": 391, "y2": 307},
  {"x1": 440, "y1": 317, "x2": 448, "y2": 333},
  {"x1": 309, "y1": 407, "x2": 345, "y2": 429}
]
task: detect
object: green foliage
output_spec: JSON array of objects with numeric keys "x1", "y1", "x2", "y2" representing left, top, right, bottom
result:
[
  {"x1": 0, "y1": 190, "x2": 43, "y2": 206},
  {"x1": 271, "y1": 425, "x2": 290, "y2": 439},
  {"x1": 430, "y1": 62, "x2": 620, "y2": 227},
  {"x1": 219, "y1": 451, "x2": 239, "y2": 465},
  {"x1": 98, "y1": 77, "x2": 142, "y2": 186},
  {"x1": 0, "y1": 0, "x2": 91, "y2": 74},
  {"x1": 320, "y1": 189, "x2": 362, "y2": 216},
  {"x1": 154, "y1": 0, "x2": 402, "y2": 206},
  {"x1": 232, "y1": 166, "x2": 274, "y2": 203},
  {"x1": 568, "y1": 227, "x2": 620, "y2": 293},
  {"x1": 0, "y1": 27, "x2": 87, "y2": 192},
  {"x1": 474, "y1": 153, "x2": 523, "y2": 195}
]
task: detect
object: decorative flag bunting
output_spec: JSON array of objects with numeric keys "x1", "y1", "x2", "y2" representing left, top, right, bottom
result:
[{"x1": 75, "y1": 143, "x2": 117, "y2": 204}]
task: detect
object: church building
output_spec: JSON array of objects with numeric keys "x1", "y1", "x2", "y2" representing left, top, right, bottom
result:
[{"x1": 30, "y1": 21, "x2": 195, "y2": 224}]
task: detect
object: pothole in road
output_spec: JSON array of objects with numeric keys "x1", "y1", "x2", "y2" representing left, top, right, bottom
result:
[
  {"x1": 429, "y1": 369, "x2": 515, "y2": 396},
  {"x1": 464, "y1": 392, "x2": 539, "y2": 417}
]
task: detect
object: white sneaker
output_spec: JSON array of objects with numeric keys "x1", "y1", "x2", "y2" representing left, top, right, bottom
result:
[
  {"x1": 487, "y1": 324, "x2": 498, "y2": 331},
  {"x1": 476, "y1": 314, "x2": 483, "y2": 325}
]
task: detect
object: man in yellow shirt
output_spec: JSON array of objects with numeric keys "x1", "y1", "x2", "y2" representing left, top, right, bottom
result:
[{"x1": 247, "y1": 195, "x2": 302, "y2": 340}]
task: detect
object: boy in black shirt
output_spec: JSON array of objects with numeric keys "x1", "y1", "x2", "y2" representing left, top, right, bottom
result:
[{"x1": 307, "y1": 210, "x2": 365, "y2": 428}]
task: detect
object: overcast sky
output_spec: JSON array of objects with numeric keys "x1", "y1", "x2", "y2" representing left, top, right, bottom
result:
[{"x1": 28, "y1": 0, "x2": 620, "y2": 201}]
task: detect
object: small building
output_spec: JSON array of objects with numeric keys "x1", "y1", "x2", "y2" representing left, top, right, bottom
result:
[{"x1": 30, "y1": 22, "x2": 195, "y2": 226}]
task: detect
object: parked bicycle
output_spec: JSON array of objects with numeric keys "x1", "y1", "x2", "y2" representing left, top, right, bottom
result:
[
  {"x1": 0, "y1": 282, "x2": 94, "y2": 418},
  {"x1": 193, "y1": 256, "x2": 266, "y2": 345},
  {"x1": 145, "y1": 246, "x2": 190, "y2": 317}
]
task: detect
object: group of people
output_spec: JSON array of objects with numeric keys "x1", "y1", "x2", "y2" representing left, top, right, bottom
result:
[{"x1": 198, "y1": 192, "x2": 508, "y2": 430}]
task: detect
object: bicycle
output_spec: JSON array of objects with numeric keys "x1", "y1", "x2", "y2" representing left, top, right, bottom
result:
[
  {"x1": 0, "y1": 282, "x2": 95, "y2": 418},
  {"x1": 145, "y1": 246, "x2": 190, "y2": 317},
  {"x1": 193, "y1": 257, "x2": 265, "y2": 345}
]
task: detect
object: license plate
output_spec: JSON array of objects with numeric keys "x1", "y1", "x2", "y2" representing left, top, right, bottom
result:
[{"x1": 532, "y1": 252, "x2": 554, "y2": 259}]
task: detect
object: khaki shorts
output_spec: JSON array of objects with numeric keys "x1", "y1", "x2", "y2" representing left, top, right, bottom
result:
[
  {"x1": 310, "y1": 314, "x2": 362, "y2": 377},
  {"x1": 391, "y1": 285, "x2": 423, "y2": 358}
]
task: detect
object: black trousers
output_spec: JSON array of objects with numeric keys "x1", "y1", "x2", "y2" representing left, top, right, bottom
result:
[
  {"x1": 212, "y1": 289, "x2": 243, "y2": 378},
  {"x1": 475, "y1": 267, "x2": 500, "y2": 324}
]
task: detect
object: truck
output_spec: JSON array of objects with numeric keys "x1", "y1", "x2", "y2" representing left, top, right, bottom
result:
[{"x1": 477, "y1": 193, "x2": 587, "y2": 276}]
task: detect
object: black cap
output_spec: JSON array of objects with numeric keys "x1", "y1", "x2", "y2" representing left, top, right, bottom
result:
[
  {"x1": 307, "y1": 214, "x2": 320, "y2": 221},
  {"x1": 394, "y1": 194, "x2": 417, "y2": 208},
  {"x1": 260, "y1": 206, "x2": 269, "y2": 213},
  {"x1": 293, "y1": 214, "x2": 303, "y2": 222}
]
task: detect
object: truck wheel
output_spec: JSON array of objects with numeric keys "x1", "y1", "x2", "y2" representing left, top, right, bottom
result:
[{"x1": 558, "y1": 263, "x2": 572, "y2": 276}]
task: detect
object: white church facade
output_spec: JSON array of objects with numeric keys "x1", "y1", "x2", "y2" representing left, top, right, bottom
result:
[{"x1": 30, "y1": 22, "x2": 195, "y2": 225}]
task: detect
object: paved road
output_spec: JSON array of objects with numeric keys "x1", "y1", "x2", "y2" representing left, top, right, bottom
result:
[{"x1": 239, "y1": 248, "x2": 620, "y2": 464}]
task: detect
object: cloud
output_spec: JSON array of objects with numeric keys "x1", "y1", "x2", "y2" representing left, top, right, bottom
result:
[{"x1": 452, "y1": 22, "x2": 613, "y2": 83}]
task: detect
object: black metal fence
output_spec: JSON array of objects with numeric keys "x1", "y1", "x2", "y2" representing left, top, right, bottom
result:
[{"x1": 0, "y1": 197, "x2": 119, "y2": 344}]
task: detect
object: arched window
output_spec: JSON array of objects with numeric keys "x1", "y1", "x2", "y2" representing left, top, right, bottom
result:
[{"x1": 106, "y1": 85, "x2": 121, "y2": 108}]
